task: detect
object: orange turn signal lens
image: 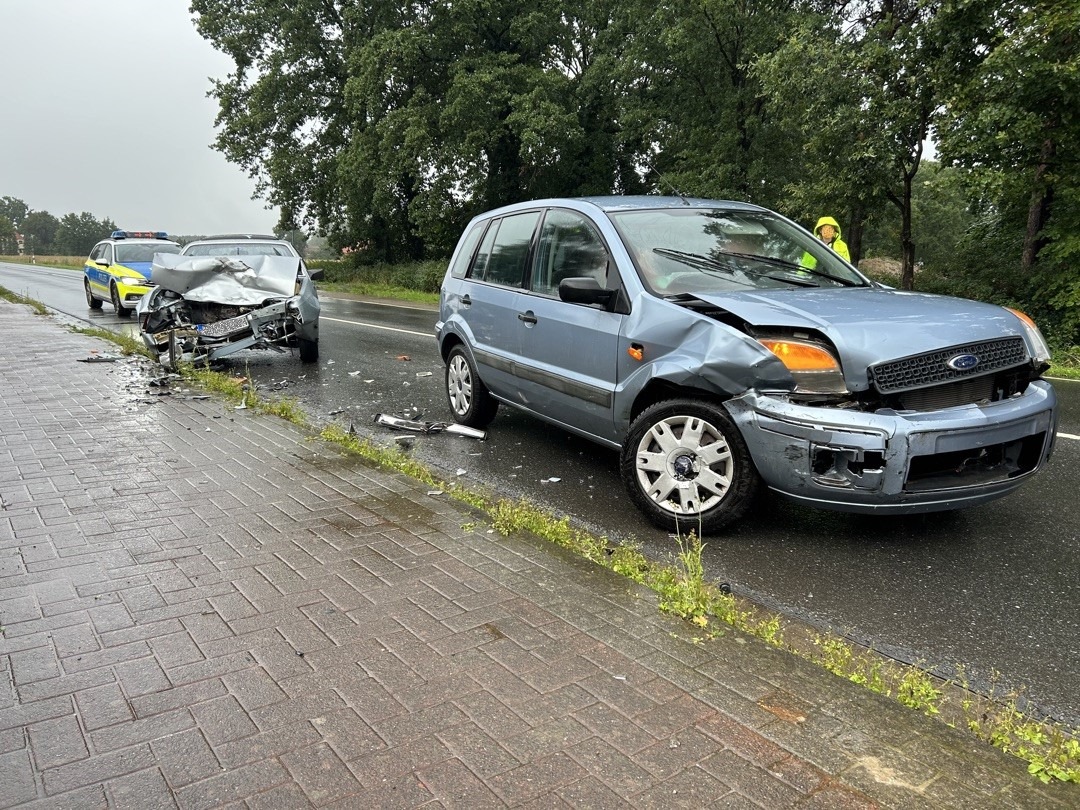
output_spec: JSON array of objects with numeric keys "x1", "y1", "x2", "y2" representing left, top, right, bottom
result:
[
  {"x1": 627, "y1": 345, "x2": 644, "y2": 361},
  {"x1": 758, "y1": 339, "x2": 840, "y2": 372}
]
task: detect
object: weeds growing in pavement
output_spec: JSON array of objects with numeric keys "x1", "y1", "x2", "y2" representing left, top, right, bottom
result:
[{"x1": 0, "y1": 285, "x2": 49, "y2": 314}]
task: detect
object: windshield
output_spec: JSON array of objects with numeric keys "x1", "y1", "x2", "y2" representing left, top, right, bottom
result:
[
  {"x1": 607, "y1": 208, "x2": 867, "y2": 295},
  {"x1": 115, "y1": 242, "x2": 181, "y2": 263},
  {"x1": 182, "y1": 242, "x2": 296, "y2": 257}
]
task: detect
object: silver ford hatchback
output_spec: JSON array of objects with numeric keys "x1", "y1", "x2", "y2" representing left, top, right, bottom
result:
[{"x1": 436, "y1": 197, "x2": 1057, "y2": 533}]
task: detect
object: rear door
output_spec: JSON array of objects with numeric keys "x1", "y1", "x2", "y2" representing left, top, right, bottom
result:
[{"x1": 455, "y1": 211, "x2": 540, "y2": 400}]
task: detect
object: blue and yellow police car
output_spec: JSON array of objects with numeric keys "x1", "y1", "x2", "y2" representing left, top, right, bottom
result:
[{"x1": 83, "y1": 230, "x2": 181, "y2": 316}]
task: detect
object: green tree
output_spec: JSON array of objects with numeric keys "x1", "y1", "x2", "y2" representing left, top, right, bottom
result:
[
  {"x1": 925, "y1": 0, "x2": 1080, "y2": 347},
  {"x1": 614, "y1": 0, "x2": 802, "y2": 207},
  {"x1": 0, "y1": 196, "x2": 29, "y2": 228},
  {"x1": 754, "y1": 1, "x2": 960, "y2": 284},
  {"x1": 861, "y1": 160, "x2": 977, "y2": 272},
  {"x1": 20, "y1": 211, "x2": 60, "y2": 255},
  {"x1": 54, "y1": 212, "x2": 116, "y2": 256},
  {"x1": 0, "y1": 217, "x2": 17, "y2": 255}
]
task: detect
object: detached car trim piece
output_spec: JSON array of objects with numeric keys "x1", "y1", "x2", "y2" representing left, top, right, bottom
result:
[{"x1": 435, "y1": 196, "x2": 1056, "y2": 533}]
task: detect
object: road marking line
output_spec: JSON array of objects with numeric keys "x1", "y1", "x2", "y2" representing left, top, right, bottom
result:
[
  {"x1": 321, "y1": 316, "x2": 431, "y2": 338},
  {"x1": 1058, "y1": 432, "x2": 1080, "y2": 441}
]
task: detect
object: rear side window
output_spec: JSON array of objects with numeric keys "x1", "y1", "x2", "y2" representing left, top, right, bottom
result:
[
  {"x1": 450, "y1": 223, "x2": 485, "y2": 279},
  {"x1": 471, "y1": 211, "x2": 540, "y2": 287},
  {"x1": 530, "y1": 209, "x2": 609, "y2": 296}
]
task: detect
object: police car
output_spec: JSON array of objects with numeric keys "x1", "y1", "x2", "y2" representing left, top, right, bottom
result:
[{"x1": 83, "y1": 230, "x2": 181, "y2": 316}]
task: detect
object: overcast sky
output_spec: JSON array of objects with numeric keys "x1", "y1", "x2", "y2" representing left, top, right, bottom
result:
[{"x1": 0, "y1": 1, "x2": 276, "y2": 236}]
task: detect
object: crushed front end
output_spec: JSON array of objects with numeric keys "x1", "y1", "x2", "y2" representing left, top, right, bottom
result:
[{"x1": 137, "y1": 254, "x2": 318, "y2": 369}]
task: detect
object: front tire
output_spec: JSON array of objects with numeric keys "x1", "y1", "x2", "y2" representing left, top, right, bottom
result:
[
  {"x1": 110, "y1": 283, "x2": 130, "y2": 317},
  {"x1": 620, "y1": 398, "x2": 759, "y2": 534},
  {"x1": 445, "y1": 345, "x2": 498, "y2": 428},
  {"x1": 84, "y1": 278, "x2": 102, "y2": 310}
]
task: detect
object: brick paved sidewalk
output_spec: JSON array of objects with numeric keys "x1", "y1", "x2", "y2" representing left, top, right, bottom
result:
[{"x1": 0, "y1": 301, "x2": 1067, "y2": 808}]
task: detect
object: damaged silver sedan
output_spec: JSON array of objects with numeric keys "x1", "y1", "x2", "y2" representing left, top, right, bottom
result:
[
  {"x1": 137, "y1": 250, "x2": 322, "y2": 369},
  {"x1": 436, "y1": 196, "x2": 1058, "y2": 533}
]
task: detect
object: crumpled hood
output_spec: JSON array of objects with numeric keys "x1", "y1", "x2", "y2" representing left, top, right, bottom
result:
[
  {"x1": 151, "y1": 254, "x2": 300, "y2": 305},
  {"x1": 692, "y1": 287, "x2": 1029, "y2": 386}
]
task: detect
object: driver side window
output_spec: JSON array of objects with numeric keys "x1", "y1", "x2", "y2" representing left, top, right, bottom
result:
[{"x1": 530, "y1": 209, "x2": 609, "y2": 297}]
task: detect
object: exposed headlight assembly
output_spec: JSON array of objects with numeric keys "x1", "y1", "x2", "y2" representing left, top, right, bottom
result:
[
  {"x1": 758, "y1": 337, "x2": 848, "y2": 394},
  {"x1": 1005, "y1": 307, "x2": 1052, "y2": 365}
]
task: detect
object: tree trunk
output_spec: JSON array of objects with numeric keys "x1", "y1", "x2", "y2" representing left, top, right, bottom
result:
[
  {"x1": 846, "y1": 202, "x2": 865, "y2": 266},
  {"x1": 1022, "y1": 137, "x2": 1055, "y2": 272},
  {"x1": 899, "y1": 173, "x2": 916, "y2": 290}
]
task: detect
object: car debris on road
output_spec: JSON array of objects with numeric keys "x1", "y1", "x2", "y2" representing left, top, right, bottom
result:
[{"x1": 374, "y1": 412, "x2": 487, "y2": 439}]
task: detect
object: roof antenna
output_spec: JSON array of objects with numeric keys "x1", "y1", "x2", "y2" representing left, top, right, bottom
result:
[{"x1": 645, "y1": 159, "x2": 691, "y2": 206}]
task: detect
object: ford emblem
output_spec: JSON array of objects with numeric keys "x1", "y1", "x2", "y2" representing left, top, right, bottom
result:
[{"x1": 946, "y1": 353, "x2": 980, "y2": 371}]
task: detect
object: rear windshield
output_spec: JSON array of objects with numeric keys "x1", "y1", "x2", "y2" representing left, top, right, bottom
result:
[
  {"x1": 115, "y1": 242, "x2": 181, "y2": 263},
  {"x1": 183, "y1": 243, "x2": 296, "y2": 257}
]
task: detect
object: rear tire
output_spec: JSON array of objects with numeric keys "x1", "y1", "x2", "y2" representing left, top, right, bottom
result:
[
  {"x1": 298, "y1": 338, "x2": 319, "y2": 363},
  {"x1": 84, "y1": 278, "x2": 102, "y2": 310},
  {"x1": 445, "y1": 345, "x2": 498, "y2": 428},
  {"x1": 110, "y1": 283, "x2": 130, "y2": 317},
  {"x1": 620, "y1": 398, "x2": 759, "y2": 534}
]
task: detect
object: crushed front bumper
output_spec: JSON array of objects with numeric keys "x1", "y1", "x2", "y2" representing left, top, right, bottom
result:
[
  {"x1": 142, "y1": 300, "x2": 301, "y2": 367},
  {"x1": 724, "y1": 381, "x2": 1057, "y2": 514}
]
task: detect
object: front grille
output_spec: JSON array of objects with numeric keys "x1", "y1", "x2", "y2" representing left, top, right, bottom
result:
[
  {"x1": 197, "y1": 314, "x2": 250, "y2": 339},
  {"x1": 870, "y1": 337, "x2": 1027, "y2": 394},
  {"x1": 897, "y1": 375, "x2": 996, "y2": 411}
]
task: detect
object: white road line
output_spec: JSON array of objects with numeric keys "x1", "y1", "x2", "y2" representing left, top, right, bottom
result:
[
  {"x1": 321, "y1": 315, "x2": 431, "y2": 338},
  {"x1": 1058, "y1": 432, "x2": 1080, "y2": 441}
]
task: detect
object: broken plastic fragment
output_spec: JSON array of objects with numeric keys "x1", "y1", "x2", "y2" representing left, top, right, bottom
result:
[
  {"x1": 456, "y1": 468, "x2": 467, "y2": 476},
  {"x1": 396, "y1": 355, "x2": 411, "y2": 361},
  {"x1": 415, "y1": 371, "x2": 433, "y2": 377},
  {"x1": 78, "y1": 353, "x2": 120, "y2": 363},
  {"x1": 373, "y1": 413, "x2": 486, "y2": 440},
  {"x1": 541, "y1": 477, "x2": 562, "y2": 483},
  {"x1": 329, "y1": 409, "x2": 344, "y2": 416},
  {"x1": 427, "y1": 490, "x2": 444, "y2": 496}
]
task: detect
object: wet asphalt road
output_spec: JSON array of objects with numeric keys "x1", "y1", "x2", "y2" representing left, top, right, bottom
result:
[{"x1": 3, "y1": 261, "x2": 1079, "y2": 727}]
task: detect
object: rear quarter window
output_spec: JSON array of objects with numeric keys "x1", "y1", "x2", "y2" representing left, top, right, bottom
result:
[{"x1": 450, "y1": 223, "x2": 485, "y2": 280}]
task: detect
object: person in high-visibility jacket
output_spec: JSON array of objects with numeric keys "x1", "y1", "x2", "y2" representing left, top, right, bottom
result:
[{"x1": 801, "y1": 215, "x2": 850, "y2": 268}]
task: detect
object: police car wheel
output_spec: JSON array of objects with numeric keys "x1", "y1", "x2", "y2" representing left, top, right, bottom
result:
[
  {"x1": 110, "y1": 283, "x2": 131, "y2": 317},
  {"x1": 84, "y1": 278, "x2": 102, "y2": 310}
]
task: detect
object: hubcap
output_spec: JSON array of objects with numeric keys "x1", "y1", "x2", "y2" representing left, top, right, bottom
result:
[
  {"x1": 447, "y1": 355, "x2": 473, "y2": 416},
  {"x1": 634, "y1": 414, "x2": 734, "y2": 516}
]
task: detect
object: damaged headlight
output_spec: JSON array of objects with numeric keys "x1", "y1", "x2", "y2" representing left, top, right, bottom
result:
[
  {"x1": 758, "y1": 338, "x2": 847, "y2": 395},
  {"x1": 1005, "y1": 307, "x2": 1052, "y2": 365}
]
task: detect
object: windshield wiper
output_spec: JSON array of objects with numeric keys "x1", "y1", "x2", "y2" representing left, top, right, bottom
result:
[
  {"x1": 652, "y1": 247, "x2": 735, "y2": 275},
  {"x1": 720, "y1": 251, "x2": 861, "y2": 287}
]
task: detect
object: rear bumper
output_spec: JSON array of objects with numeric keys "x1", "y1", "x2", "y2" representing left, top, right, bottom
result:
[{"x1": 724, "y1": 381, "x2": 1056, "y2": 514}]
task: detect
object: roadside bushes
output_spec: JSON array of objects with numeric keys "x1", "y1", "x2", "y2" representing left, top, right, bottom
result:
[{"x1": 309, "y1": 258, "x2": 445, "y2": 294}]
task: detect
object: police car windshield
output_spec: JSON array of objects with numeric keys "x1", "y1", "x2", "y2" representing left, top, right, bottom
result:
[
  {"x1": 115, "y1": 243, "x2": 181, "y2": 263},
  {"x1": 183, "y1": 243, "x2": 295, "y2": 257}
]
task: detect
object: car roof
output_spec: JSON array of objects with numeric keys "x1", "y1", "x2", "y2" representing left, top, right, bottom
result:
[
  {"x1": 193, "y1": 234, "x2": 284, "y2": 242},
  {"x1": 576, "y1": 195, "x2": 767, "y2": 213},
  {"x1": 472, "y1": 195, "x2": 769, "y2": 219}
]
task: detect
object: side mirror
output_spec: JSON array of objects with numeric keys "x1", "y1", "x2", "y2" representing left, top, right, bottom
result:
[
  {"x1": 559, "y1": 276, "x2": 614, "y2": 306},
  {"x1": 307, "y1": 267, "x2": 325, "y2": 281}
]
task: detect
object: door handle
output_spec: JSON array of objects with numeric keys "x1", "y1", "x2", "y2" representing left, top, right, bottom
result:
[
  {"x1": 460, "y1": 294, "x2": 471, "y2": 307},
  {"x1": 517, "y1": 311, "x2": 537, "y2": 325}
]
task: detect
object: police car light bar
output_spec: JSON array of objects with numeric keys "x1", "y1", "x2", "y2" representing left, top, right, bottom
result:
[{"x1": 111, "y1": 230, "x2": 169, "y2": 239}]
